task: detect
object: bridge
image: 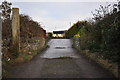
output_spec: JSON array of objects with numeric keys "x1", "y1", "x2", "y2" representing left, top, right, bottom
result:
[{"x1": 53, "y1": 30, "x2": 66, "y2": 38}]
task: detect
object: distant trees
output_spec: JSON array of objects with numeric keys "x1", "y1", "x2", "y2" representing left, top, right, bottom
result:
[
  {"x1": 47, "y1": 32, "x2": 52, "y2": 38},
  {"x1": 65, "y1": 21, "x2": 87, "y2": 38}
]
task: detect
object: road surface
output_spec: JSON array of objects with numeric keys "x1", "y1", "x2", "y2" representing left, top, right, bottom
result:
[{"x1": 8, "y1": 39, "x2": 115, "y2": 78}]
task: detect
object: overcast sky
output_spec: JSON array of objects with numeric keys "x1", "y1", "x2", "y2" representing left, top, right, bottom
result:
[{"x1": 0, "y1": 0, "x2": 117, "y2": 32}]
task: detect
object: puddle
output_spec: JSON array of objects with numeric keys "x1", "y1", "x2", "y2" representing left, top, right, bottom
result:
[
  {"x1": 42, "y1": 56, "x2": 73, "y2": 59},
  {"x1": 53, "y1": 56, "x2": 72, "y2": 59},
  {"x1": 55, "y1": 47, "x2": 66, "y2": 49},
  {"x1": 40, "y1": 39, "x2": 79, "y2": 59},
  {"x1": 41, "y1": 55, "x2": 79, "y2": 59}
]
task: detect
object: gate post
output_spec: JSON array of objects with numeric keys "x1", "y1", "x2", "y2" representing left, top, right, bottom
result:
[
  {"x1": 12, "y1": 8, "x2": 20, "y2": 57},
  {"x1": 0, "y1": 15, "x2": 2, "y2": 80}
]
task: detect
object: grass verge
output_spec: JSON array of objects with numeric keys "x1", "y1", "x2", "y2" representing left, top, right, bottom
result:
[{"x1": 79, "y1": 50, "x2": 118, "y2": 78}]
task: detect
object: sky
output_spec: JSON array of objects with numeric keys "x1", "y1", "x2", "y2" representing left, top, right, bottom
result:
[{"x1": 0, "y1": 0, "x2": 117, "y2": 32}]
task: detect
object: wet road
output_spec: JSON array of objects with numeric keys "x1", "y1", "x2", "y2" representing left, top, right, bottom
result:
[
  {"x1": 40, "y1": 39, "x2": 79, "y2": 58},
  {"x1": 8, "y1": 39, "x2": 115, "y2": 78}
]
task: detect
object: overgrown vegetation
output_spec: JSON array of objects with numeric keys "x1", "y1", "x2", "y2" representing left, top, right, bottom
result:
[
  {"x1": 46, "y1": 32, "x2": 53, "y2": 42},
  {"x1": 66, "y1": 2, "x2": 119, "y2": 64},
  {"x1": 65, "y1": 2, "x2": 119, "y2": 77},
  {"x1": 1, "y1": 0, "x2": 46, "y2": 77},
  {"x1": 65, "y1": 21, "x2": 87, "y2": 38},
  {"x1": 2, "y1": 14, "x2": 46, "y2": 59}
]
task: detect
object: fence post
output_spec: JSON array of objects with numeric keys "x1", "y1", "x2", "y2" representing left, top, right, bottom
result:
[
  {"x1": 0, "y1": 16, "x2": 2, "y2": 80},
  {"x1": 12, "y1": 8, "x2": 20, "y2": 57}
]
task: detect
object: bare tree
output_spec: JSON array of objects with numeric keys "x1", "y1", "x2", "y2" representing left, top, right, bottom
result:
[
  {"x1": 0, "y1": 0, "x2": 12, "y2": 19},
  {"x1": 118, "y1": 1, "x2": 120, "y2": 11}
]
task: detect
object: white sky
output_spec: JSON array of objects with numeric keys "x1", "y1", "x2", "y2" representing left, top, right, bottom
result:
[{"x1": 0, "y1": 0, "x2": 118, "y2": 32}]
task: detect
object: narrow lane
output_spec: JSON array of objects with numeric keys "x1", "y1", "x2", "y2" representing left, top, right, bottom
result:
[
  {"x1": 8, "y1": 39, "x2": 115, "y2": 78},
  {"x1": 40, "y1": 39, "x2": 79, "y2": 58}
]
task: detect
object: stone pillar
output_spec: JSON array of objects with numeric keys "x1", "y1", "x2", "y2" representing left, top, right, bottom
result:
[{"x1": 12, "y1": 8, "x2": 20, "y2": 57}]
